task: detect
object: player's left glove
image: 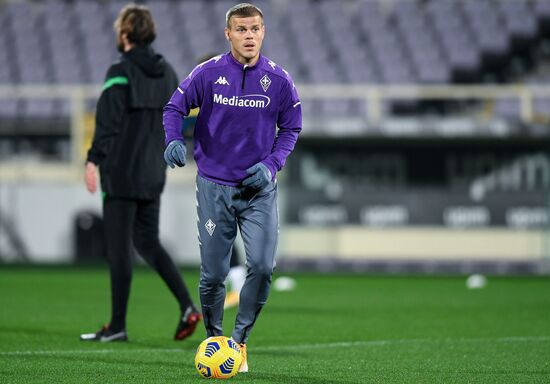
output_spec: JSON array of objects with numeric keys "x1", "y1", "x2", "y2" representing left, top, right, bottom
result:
[
  {"x1": 242, "y1": 162, "x2": 272, "y2": 189},
  {"x1": 164, "y1": 139, "x2": 186, "y2": 168}
]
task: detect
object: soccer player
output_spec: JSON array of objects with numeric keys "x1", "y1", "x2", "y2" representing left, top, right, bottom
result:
[
  {"x1": 163, "y1": 2, "x2": 302, "y2": 372},
  {"x1": 185, "y1": 52, "x2": 246, "y2": 311},
  {"x1": 80, "y1": 4, "x2": 201, "y2": 343}
]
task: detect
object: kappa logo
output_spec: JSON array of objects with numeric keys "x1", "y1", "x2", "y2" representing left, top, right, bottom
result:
[
  {"x1": 205, "y1": 219, "x2": 216, "y2": 236},
  {"x1": 260, "y1": 74, "x2": 271, "y2": 92},
  {"x1": 214, "y1": 76, "x2": 230, "y2": 85}
]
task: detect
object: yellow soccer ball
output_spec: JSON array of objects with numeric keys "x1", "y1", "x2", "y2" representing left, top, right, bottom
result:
[{"x1": 195, "y1": 336, "x2": 242, "y2": 379}]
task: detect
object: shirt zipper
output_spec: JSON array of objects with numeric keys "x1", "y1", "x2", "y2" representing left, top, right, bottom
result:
[{"x1": 241, "y1": 64, "x2": 249, "y2": 90}]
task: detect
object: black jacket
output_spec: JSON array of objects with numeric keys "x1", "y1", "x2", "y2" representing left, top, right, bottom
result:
[{"x1": 87, "y1": 46, "x2": 179, "y2": 199}]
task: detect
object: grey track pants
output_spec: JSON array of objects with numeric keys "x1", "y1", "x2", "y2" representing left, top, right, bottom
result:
[{"x1": 195, "y1": 175, "x2": 278, "y2": 344}]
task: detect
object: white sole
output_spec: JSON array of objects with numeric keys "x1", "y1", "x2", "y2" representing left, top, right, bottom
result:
[{"x1": 238, "y1": 361, "x2": 248, "y2": 373}]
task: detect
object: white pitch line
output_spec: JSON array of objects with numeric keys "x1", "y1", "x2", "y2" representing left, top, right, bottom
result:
[
  {"x1": 0, "y1": 347, "x2": 190, "y2": 357},
  {"x1": 1, "y1": 336, "x2": 549, "y2": 357},
  {"x1": 254, "y1": 335, "x2": 550, "y2": 351}
]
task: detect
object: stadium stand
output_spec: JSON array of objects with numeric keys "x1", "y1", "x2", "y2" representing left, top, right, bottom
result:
[
  {"x1": 0, "y1": 0, "x2": 547, "y2": 83},
  {"x1": 1, "y1": 0, "x2": 550, "y2": 160}
]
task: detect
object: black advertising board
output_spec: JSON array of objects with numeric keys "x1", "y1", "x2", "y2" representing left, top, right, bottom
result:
[{"x1": 284, "y1": 137, "x2": 550, "y2": 228}]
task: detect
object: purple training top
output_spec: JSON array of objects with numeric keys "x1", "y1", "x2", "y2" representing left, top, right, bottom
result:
[{"x1": 163, "y1": 52, "x2": 302, "y2": 186}]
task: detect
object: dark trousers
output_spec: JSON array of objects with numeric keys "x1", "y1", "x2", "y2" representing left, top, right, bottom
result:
[{"x1": 103, "y1": 195, "x2": 192, "y2": 330}]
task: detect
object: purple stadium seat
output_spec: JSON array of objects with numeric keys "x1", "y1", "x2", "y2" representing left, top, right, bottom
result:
[
  {"x1": 0, "y1": 0, "x2": 544, "y2": 131},
  {"x1": 380, "y1": 63, "x2": 415, "y2": 84},
  {"x1": 346, "y1": 64, "x2": 379, "y2": 84},
  {"x1": 498, "y1": 1, "x2": 538, "y2": 38},
  {"x1": 0, "y1": 34, "x2": 13, "y2": 83},
  {"x1": 534, "y1": 0, "x2": 550, "y2": 16},
  {"x1": 0, "y1": 100, "x2": 19, "y2": 119},
  {"x1": 417, "y1": 62, "x2": 450, "y2": 84},
  {"x1": 21, "y1": 100, "x2": 57, "y2": 119},
  {"x1": 533, "y1": 98, "x2": 550, "y2": 121},
  {"x1": 494, "y1": 99, "x2": 521, "y2": 121},
  {"x1": 300, "y1": 99, "x2": 322, "y2": 119}
]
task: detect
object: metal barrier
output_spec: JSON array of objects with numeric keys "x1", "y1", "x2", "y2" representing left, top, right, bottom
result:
[{"x1": 1, "y1": 83, "x2": 550, "y2": 181}]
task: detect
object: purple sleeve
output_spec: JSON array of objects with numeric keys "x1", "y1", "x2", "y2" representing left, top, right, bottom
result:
[
  {"x1": 262, "y1": 78, "x2": 302, "y2": 177},
  {"x1": 163, "y1": 71, "x2": 203, "y2": 145}
]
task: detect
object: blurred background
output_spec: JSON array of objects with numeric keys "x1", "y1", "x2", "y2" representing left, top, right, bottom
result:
[{"x1": 1, "y1": 0, "x2": 550, "y2": 275}]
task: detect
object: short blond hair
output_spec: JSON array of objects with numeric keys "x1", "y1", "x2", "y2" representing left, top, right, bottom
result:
[{"x1": 225, "y1": 3, "x2": 264, "y2": 28}]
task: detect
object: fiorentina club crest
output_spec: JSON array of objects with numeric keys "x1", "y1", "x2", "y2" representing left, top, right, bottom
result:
[
  {"x1": 205, "y1": 219, "x2": 216, "y2": 236},
  {"x1": 260, "y1": 74, "x2": 271, "y2": 92}
]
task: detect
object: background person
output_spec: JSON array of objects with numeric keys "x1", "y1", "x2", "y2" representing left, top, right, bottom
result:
[{"x1": 80, "y1": 3, "x2": 201, "y2": 342}]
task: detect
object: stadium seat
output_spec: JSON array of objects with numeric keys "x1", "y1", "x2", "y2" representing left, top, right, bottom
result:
[{"x1": 0, "y1": 0, "x2": 548, "y2": 146}]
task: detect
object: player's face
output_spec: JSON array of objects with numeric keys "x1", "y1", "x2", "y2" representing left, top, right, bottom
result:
[{"x1": 225, "y1": 15, "x2": 265, "y2": 65}]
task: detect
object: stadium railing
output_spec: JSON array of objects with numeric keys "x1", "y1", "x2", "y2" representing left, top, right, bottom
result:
[{"x1": 1, "y1": 83, "x2": 549, "y2": 182}]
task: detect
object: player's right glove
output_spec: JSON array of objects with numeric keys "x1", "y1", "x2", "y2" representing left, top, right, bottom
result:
[
  {"x1": 243, "y1": 162, "x2": 272, "y2": 189},
  {"x1": 164, "y1": 139, "x2": 186, "y2": 168}
]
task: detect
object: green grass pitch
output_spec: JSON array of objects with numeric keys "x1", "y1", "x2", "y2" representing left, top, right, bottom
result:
[{"x1": 0, "y1": 266, "x2": 549, "y2": 383}]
